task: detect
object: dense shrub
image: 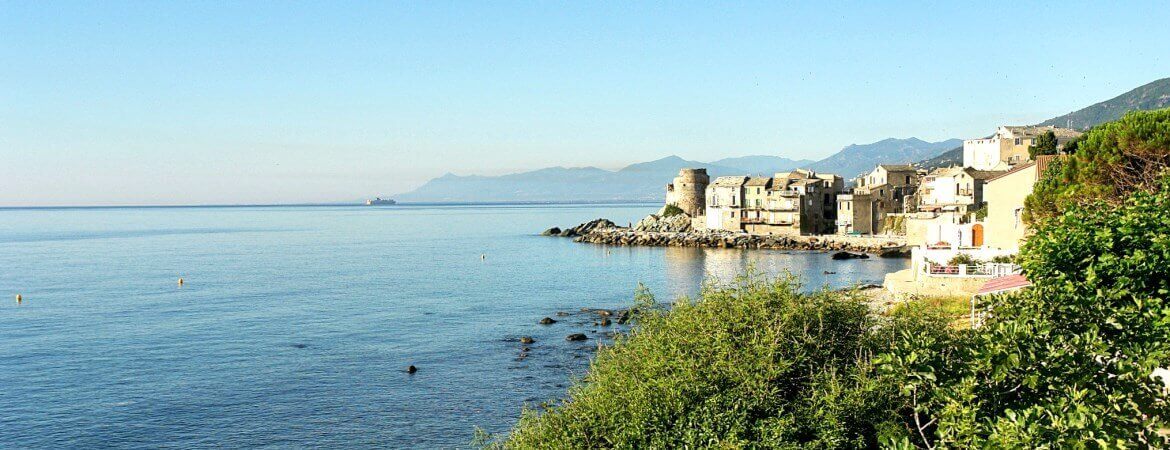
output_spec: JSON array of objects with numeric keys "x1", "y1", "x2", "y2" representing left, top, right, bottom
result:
[{"x1": 492, "y1": 275, "x2": 955, "y2": 449}]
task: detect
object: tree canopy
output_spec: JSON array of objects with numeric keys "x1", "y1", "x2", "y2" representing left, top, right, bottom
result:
[{"x1": 1026, "y1": 108, "x2": 1170, "y2": 222}]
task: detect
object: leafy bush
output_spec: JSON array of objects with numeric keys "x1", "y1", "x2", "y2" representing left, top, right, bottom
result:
[
  {"x1": 946, "y1": 253, "x2": 978, "y2": 266},
  {"x1": 661, "y1": 203, "x2": 685, "y2": 217},
  {"x1": 492, "y1": 274, "x2": 956, "y2": 449},
  {"x1": 988, "y1": 254, "x2": 1014, "y2": 264},
  {"x1": 972, "y1": 204, "x2": 988, "y2": 221},
  {"x1": 885, "y1": 174, "x2": 1170, "y2": 447},
  {"x1": 1027, "y1": 108, "x2": 1170, "y2": 222}
]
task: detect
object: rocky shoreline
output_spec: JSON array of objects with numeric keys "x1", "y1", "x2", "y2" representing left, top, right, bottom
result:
[
  {"x1": 544, "y1": 218, "x2": 909, "y2": 255},
  {"x1": 567, "y1": 228, "x2": 907, "y2": 256}
]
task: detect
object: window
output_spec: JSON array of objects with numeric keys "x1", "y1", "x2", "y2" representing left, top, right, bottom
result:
[
  {"x1": 905, "y1": 175, "x2": 911, "y2": 184},
  {"x1": 1015, "y1": 138, "x2": 1021, "y2": 145},
  {"x1": 1014, "y1": 208, "x2": 1023, "y2": 228}
]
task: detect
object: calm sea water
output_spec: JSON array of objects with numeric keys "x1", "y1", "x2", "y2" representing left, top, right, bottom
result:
[{"x1": 0, "y1": 204, "x2": 907, "y2": 448}]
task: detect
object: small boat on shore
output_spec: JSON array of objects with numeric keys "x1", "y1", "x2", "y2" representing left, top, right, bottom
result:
[{"x1": 365, "y1": 197, "x2": 396, "y2": 206}]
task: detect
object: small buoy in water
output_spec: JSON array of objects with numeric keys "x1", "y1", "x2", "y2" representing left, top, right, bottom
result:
[
  {"x1": 178, "y1": 278, "x2": 184, "y2": 286},
  {"x1": 480, "y1": 254, "x2": 485, "y2": 261},
  {"x1": 407, "y1": 365, "x2": 418, "y2": 374},
  {"x1": 15, "y1": 294, "x2": 22, "y2": 303}
]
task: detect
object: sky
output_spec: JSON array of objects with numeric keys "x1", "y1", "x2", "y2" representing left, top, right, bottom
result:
[{"x1": 2, "y1": 1, "x2": 1168, "y2": 206}]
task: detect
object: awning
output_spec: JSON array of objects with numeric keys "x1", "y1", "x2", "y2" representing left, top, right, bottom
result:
[{"x1": 976, "y1": 274, "x2": 1032, "y2": 296}]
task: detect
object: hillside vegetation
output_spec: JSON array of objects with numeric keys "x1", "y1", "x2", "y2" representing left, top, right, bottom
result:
[{"x1": 485, "y1": 110, "x2": 1170, "y2": 448}]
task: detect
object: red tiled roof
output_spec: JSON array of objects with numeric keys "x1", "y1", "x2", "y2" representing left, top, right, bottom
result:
[
  {"x1": 977, "y1": 274, "x2": 1032, "y2": 295},
  {"x1": 1035, "y1": 154, "x2": 1064, "y2": 177}
]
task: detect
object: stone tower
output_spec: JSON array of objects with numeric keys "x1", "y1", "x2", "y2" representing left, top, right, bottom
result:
[{"x1": 665, "y1": 168, "x2": 709, "y2": 217}]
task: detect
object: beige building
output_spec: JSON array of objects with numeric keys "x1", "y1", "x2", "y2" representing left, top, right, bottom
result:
[
  {"x1": 741, "y1": 177, "x2": 772, "y2": 227},
  {"x1": 963, "y1": 125, "x2": 1082, "y2": 171},
  {"x1": 981, "y1": 156, "x2": 1060, "y2": 251},
  {"x1": 836, "y1": 192, "x2": 873, "y2": 234},
  {"x1": 752, "y1": 170, "x2": 842, "y2": 235},
  {"x1": 704, "y1": 176, "x2": 748, "y2": 231},
  {"x1": 918, "y1": 166, "x2": 998, "y2": 214},
  {"x1": 850, "y1": 164, "x2": 921, "y2": 234}
]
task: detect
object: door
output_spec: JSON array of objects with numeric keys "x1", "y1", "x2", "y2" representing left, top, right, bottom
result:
[{"x1": 972, "y1": 224, "x2": 984, "y2": 247}]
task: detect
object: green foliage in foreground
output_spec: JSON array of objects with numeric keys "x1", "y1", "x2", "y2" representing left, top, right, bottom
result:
[
  {"x1": 898, "y1": 175, "x2": 1170, "y2": 447},
  {"x1": 488, "y1": 276, "x2": 957, "y2": 449}
]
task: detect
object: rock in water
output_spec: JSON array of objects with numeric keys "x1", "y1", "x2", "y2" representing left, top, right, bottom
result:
[
  {"x1": 539, "y1": 317, "x2": 557, "y2": 325},
  {"x1": 407, "y1": 365, "x2": 418, "y2": 374},
  {"x1": 831, "y1": 251, "x2": 869, "y2": 260},
  {"x1": 879, "y1": 246, "x2": 911, "y2": 258},
  {"x1": 540, "y1": 227, "x2": 561, "y2": 236},
  {"x1": 520, "y1": 336, "x2": 535, "y2": 344},
  {"x1": 566, "y1": 333, "x2": 588, "y2": 342}
]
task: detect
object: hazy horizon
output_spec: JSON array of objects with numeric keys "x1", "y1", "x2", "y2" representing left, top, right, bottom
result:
[{"x1": 3, "y1": 2, "x2": 1169, "y2": 206}]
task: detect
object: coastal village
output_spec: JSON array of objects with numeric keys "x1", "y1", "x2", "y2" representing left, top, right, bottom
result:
[{"x1": 561, "y1": 124, "x2": 1084, "y2": 305}]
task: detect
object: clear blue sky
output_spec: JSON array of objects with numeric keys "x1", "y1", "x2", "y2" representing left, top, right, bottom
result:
[{"x1": 2, "y1": 1, "x2": 1168, "y2": 206}]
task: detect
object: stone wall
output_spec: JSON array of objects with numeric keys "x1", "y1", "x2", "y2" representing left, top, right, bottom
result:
[{"x1": 668, "y1": 169, "x2": 709, "y2": 217}]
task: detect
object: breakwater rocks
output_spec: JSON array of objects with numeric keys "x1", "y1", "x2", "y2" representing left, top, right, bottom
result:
[
  {"x1": 573, "y1": 228, "x2": 908, "y2": 255},
  {"x1": 542, "y1": 218, "x2": 618, "y2": 238}
]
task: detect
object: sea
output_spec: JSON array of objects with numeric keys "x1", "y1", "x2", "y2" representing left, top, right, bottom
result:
[{"x1": 0, "y1": 204, "x2": 908, "y2": 448}]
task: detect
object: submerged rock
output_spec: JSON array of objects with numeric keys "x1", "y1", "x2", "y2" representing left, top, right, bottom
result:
[
  {"x1": 520, "y1": 336, "x2": 535, "y2": 344},
  {"x1": 539, "y1": 317, "x2": 557, "y2": 325},
  {"x1": 566, "y1": 333, "x2": 588, "y2": 342}
]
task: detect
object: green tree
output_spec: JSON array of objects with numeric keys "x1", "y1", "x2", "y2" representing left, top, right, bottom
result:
[
  {"x1": 1025, "y1": 108, "x2": 1170, "y2": 222},
  {"x1": 1027, "y1": 130, "x2": 1058, "y2": 159}
]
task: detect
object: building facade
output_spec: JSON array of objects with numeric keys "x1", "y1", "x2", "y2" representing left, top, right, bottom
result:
[
  {"x1": 704, "y1": 176, "x2": 748, "y2": 231},
  {"x1": 849, "y1": 164, "x2": 921, "y2": 234},
  {"x1": 918, "y1": 166, "x2": 997, "y2": 214},
  {"x1": 963, "y1": 125, "x2": 1082, "y2": 171}
]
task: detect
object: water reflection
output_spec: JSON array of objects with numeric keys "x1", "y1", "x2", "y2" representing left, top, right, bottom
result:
[{"x1": 660, "y1": 245, "x2": 906, "y2": 299}]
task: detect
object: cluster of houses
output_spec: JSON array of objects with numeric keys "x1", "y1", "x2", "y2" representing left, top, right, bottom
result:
[{"x1": 665, "y1": 124, "x2": 1082, "y2": 279}]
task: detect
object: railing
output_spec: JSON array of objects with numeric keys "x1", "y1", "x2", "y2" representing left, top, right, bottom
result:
[{"x1": 924, "y1": 262, "x2": 1020, "y2": 278}]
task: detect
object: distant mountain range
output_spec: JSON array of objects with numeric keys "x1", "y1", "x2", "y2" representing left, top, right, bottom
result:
[
  {"x1": 920, "y1": 77, "x2": 1170, "y2": 170},
  {"x1": 394, "y1": 139, "x2": 953, "y2": 202},
  {"x1": 395, "y1": 155, "x2": 813, "y2": 203},
  {"x1": 808, "y1": 138, "x2": 962, "y2": 180},
  {"x1": 397, "y1": 77, "x2": 1169, "y2": 203}
]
